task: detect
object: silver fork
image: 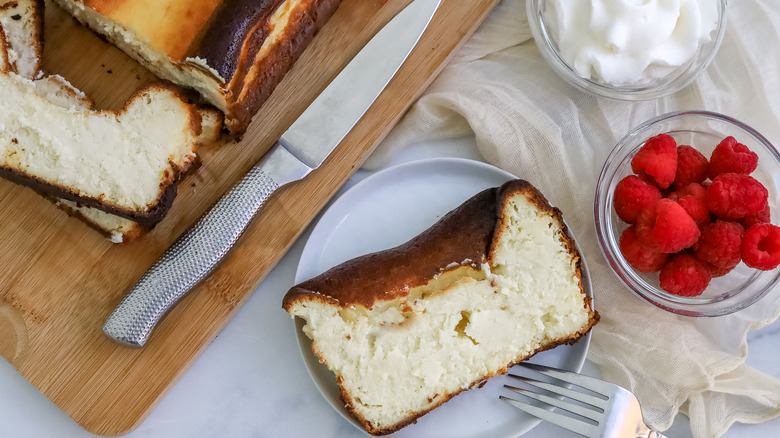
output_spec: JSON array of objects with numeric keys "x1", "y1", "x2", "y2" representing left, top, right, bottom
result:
[{"x1": 500, "y1": 362, "x2": 668, "y2": 438}]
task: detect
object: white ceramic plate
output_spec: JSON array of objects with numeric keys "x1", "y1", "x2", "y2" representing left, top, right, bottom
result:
[{"x1": 293, "y1": 157, "x2": 593, "y2": 437}]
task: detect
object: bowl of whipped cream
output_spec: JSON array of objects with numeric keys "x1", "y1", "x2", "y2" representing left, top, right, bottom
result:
[{"x1": 527, "y1": 0, "x2": 727, "y2": 100}]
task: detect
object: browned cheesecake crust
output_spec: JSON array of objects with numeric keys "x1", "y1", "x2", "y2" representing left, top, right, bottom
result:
[
  {"x1": 224, "y1": 0, "x2": 343, "y2": 132},
  {"x1": 0, "y1": 23, "x2": 7, "y2": 70},
  {"x1": 284, "y1": 179, "x2": 588, "y2": 310},
  {"x1": 285, "y1": 184, "x2": 499, "y2": 310},
  {"x1": 188, "y1": 0, "x2": 287, "y2": 82}
]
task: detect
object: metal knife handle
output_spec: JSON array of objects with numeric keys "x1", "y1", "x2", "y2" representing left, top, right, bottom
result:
[{"x1": 103, "y1": 142, "x2": 312, "y2": 347}]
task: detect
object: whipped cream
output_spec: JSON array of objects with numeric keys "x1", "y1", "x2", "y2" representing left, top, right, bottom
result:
[{"x1": 544, "y1": 0, "x2": 719, "y2": 86}]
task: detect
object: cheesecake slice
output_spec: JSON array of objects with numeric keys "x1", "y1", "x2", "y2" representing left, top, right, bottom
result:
[
  {"x1": 283, "y1": 179, "x2": 599, "y2": 435},
  {"x1": 53, "y1": 0, "x2": 342, "y2": 133},
  {"x1": 0, "y1": 0, "x2": 42, "y2": 78},
  {"x1": 25, "y1": 54, "x2": 222, "y2": 241},
  {"x1": 0, "y1": 75, "x2": 200, "y2": 224}
]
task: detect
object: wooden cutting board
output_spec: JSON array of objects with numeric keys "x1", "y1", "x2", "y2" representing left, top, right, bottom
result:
[{"x1": 0, "y1": 0, "x2": 498, "y2": 435}]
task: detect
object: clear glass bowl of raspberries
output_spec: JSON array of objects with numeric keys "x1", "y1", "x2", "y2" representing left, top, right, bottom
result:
[{"x1": 595, "y1": 111, "x2": 780, "y2": 316}]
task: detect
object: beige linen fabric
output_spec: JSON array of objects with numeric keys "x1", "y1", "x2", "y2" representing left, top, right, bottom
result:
[{"x1": 365, "y1": 1, "x2": 780, "y2": 436}]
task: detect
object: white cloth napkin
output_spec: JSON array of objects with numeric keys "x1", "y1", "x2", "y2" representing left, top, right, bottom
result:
[{"x1": 364, "y1": 1, "x2": 780, "y2": 436}]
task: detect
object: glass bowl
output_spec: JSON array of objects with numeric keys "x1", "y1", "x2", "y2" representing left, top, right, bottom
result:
[
  {"x1": 527, "y1": 0, "x2": 728, "y2": 100},
  {"x1": 595, "y1": 111, "x2": 780, "y2": 316}
]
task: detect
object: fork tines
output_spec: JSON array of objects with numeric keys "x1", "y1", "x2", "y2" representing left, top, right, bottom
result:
[{"x1": 499, "y1": 362, "x2": 610, "y2": 437}]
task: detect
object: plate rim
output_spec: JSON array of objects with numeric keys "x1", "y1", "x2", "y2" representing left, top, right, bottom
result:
[{"x1": 291, "y1": 156, "x2": 593, "y2": 436}]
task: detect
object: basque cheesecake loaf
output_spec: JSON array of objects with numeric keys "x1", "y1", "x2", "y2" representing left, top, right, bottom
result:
[
  {"x1": 53, "y1": 0, "x2": 343, "y2": 133},
  {"x1": 283, "y1": 179, "x2": 599, "y2": 435},
  {"x1": 0, "y1": 0, "x2": 211, "y2": 227}
]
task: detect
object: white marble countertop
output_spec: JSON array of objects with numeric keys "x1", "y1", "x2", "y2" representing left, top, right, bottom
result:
[{"x1": 1, "y1": 136, "x2": 779, "y2": 438}]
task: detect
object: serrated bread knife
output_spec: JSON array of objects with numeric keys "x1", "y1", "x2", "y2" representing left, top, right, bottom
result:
[{"x1": 103, "y1": 0, "x2": 442, "y2": 347}]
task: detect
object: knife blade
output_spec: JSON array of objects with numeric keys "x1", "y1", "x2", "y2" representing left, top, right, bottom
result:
[{"x1": 103, "y1": 0, "x2": 443, "y2": 347}]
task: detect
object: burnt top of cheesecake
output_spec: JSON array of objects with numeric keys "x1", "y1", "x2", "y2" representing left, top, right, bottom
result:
[
  {"x1": 283, "y1": 179, "x2": 583, "y2": 311},
  {"x1": 284, "y1": 186, "x2": 500, "y2": 310},
  {"x1": 77, "y1": 0, "x2": 286, "y2": 81},
  {"x1": 193, "y1": 0, "x2": 285, "y2": 81}
]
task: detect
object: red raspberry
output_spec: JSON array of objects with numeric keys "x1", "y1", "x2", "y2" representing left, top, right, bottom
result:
[
  {"x1": 636, "y1": 199, "x2": 701, "y2": 253},
  {"x1": 619, "y1": 226, "x2": 669, "y2": 272},
  {"x1": 740, "y1": 203, "x2": 771, "y2": 228},
  {"x1": 693, "y1": 221, "x2": 744, "y2": 268},
  {"x1": 673, "y1": 145, "x2": 709, "y2": 189},
  {"x1": 676, "y1": 195, "x2": 710, "y2": 228},
  {"x1": 631, "y1": 134, "x2": 678, "y2": 189},
  {"x1": 707, "y1": 262, "x2": 737, "y2": 278},
  {"x1": 741, "y1": 224, "x2": 780, "y2": 270},
  {"x1": 613, "y1": 175, "x2": 662, "y2": 223},
  {"x1": 659, "y1": 253, "x2": 711, "y2": 297},
  {"x1": 706, "y1": 173, "x2": 768, "y2": 219},
  {"x1": 668, "y1": 182, "x2": 707, "y2": 203},
  {"x1": 709, "y1": 136, "x2": 758, "y2": 179}
]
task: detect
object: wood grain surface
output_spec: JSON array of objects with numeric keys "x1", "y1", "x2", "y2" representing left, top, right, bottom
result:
[{"x1": 0, "y1": 0, "x2": 499, "y2": 435}]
